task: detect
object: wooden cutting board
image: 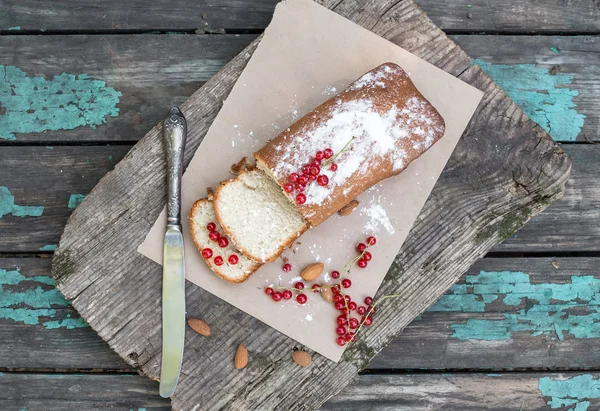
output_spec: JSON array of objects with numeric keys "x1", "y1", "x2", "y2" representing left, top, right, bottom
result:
[{"x1": 52, "y1": 0, "x2": 572, "y2": 409}]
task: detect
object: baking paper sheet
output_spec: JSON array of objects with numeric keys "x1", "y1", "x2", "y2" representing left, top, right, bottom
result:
[{"x1": 138, "y1": 0, "x2": 483, "y2": 361}]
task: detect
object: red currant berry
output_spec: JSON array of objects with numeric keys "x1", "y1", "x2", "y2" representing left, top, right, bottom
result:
[
  {"x1": 218, "y1": 237, "x2": 229, "y2": 248},
  {"x1": 201, "y1": 248, "x2": 213, "y2": 259},
  {"x1": 282, "y1": 290, "x2": 293, "y2": 300},
  {"x1": 332, "y1": 284, "x2": 341, "y2": 293},
  {"x1": 228, "y1": 254, "x2": 239, "y2": 265},
  {"x1": 272, "y1": 291, "x2": 283, "y2": 302},
  {"x1": 214, "y1": 256, "x2": 224, "y2": 266},
  {"x1": 349, "y1": 318, "x2": 359, "y2": 329},
  {"x1": 333, "y1": 294, "x2": 344, "y2": 303},
  {"x1": 296, "y1": 293, "x2": 308, "y2": 304},
  {"x1": 368, "y1": 306, "x2": 377, "y2": 314},
  {"x1": 367, "y1": 236, "x2": 377, "y2": 246},
  {"x1": 298, "y1": 175, "x2": 309, "y2": 185},
  {"x1": 336, "y1": 315, "x2": 347, "y2": 326},
  {"x1": 288, "y1": 173, "x2": 299, "y2": 183},
  {"x1": 206, "y1": 222, "x2": 217, "y2": 232},
  {"x1": 209, "y1": 231, "x2": 219, "y2": 241},
  {"x1": 296, "y1": 193, "x2": 306, "y2": 204},
  {"x1": 363, "y1": 251, "x2": 372, "y2": 261},
  {"x1": 362, "y1": 316, "x2": 373, "y2": 326},
  {"x1": 295, "y1": 183, "x2": 306, "y2": 192},
  {"x1": 341, "y1": 278, "x2": 352, "y2": 289},
  {"x1": 364, "y1": 296, "x2": 373, "y2": 305},
  {"x1": 265, "y1": 287, "x2": 274, "y2": 295},
  {"x1": 357, "y1": 306, "x2": 367, "y2": 315},
  {"x1": 331, "y1": 270, "x2": 340, "y2": 279},
  {"x1": 294, "y1": 281, "x2": 305, "y2": 290},
  {"x1": 312, "y1": 158, "x2": 322, "y2": 167},
  {"x1": 284, "y1": 183, "x2": 294, "y2": 193},
  {"x1": 345, "y1": 332, "x2": 356, "y2": 342},
  {"x1": 348, "y1": 301, "x2": 357, "y2": 311},
  {"x1": 323, "y1": 148, "x2": 334, "y2": 159},
  {"x1": 309, "y1": 165, "x2": 320, "y2": 176},
  {"x1": 334, "y1": 301, "x2": 345, "y2": 310},
  {"x1": 330, "y1": 163, "x2": 338, "y2": 171},
  {"x1": 357, "y1": 258, "x2": 368, "y2": 268},
  {"x1": 312, "y1": 284, "x2": 321, "y2": 293},
  {"x1": 336, "y1": 337, "x2": 346, "y2": 346},
  {"x1": 336, "y1": 326, "x2": 346, "y2": 335},
  {"x1": 317, "y1": 175, "x2": 329, "y2": 186},
  {"x1": 315, "y1": 151, "x2": 324, "y2": 161},
  {"x1": 344, "y1": 295, "x2": 351, "y2": 303},
  {"x1": 307, "y1": 173, "x2": 316, "y2": 181},
  {"x1": 356, "y1": 242, "x2": 367, "y2": 252},
  {"x1": 302, "y1": 164, "x2": 311, "y2": 175},
  {"x1": 282, "y1": 263, "x2": 292, "y2": 272}
]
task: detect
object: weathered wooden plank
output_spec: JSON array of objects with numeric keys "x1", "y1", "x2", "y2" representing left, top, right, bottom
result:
[
  {"x1": 370, "y1": 257, "x2": 600, "y2": 370},
  {"x1": 5, "y1": 256, "x2": 600, "y2": 372},
  {"x1": 1, "y1": 34, "x2": 598, "y2": 143},
  {"x1": 0, "y1": 34, "x2": 254, "y2": 142},
  {"x1": 322, "y1": 372, "x2": 600, "y2": 410},
  {"x1": 0, "y1": 0, "x2": 278, "y2": 32},
  {"x1": 2, "y1": 0, "x2": 599, "y2": 34},
  {"x1": 0, "y1": 258, "x2": 129, "y2": 370},
  {"x1": 52, "y1": 0, "x2": 570, "y2": 410},
  {"x1": 0, "y1": 373, "x2": 170, "y2": 410},
  {"x1": 0, "y1": 145, "x2": 593, "y2": 253},
  {"x1": 452, "y1": 35, "x2": 598, "y2": 143},
  {"x1": 0, "y1": 146, "x2": 130, "y2": 252}
]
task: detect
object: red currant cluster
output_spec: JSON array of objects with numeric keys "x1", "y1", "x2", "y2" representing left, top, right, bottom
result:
[
  {"x1": 201, "y1": 221, "x2": 239, "y2": 266},
  {"x1": 285, "y1": 148, "x2": 337, "y2": 205},
  {"x1": 265, "y1": 235, "x2": 379, "y2": 347}
]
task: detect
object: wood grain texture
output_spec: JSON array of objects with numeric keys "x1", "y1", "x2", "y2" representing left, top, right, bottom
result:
[
  {"x1": 0, "y1": 34, "x2": 254, "y2": 143},
  {"x1": 52, "y1": 0, "x2": 571, "y2": 409},
  {"x1": 5, "y1": 257, "x2": 600, "y2": 372},
  {"x1": 322, "y1": 372, "x2": 600, "y2": 410},
  {"x1": 2, "y1": 0, "x2": 598, "y2": 33},
  {"x1": 1, "y1": 34, "x2": 597, "y2": 143},
  {"x1": 0, "y1": 373, "x2": 170, "y2": 411}
]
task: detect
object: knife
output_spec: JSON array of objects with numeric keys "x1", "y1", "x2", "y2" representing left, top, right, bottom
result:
[{"x1": 159, "y1": 106, "x2": 187, "y2": 398}]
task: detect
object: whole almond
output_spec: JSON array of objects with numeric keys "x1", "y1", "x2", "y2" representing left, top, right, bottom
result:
[
  {"x1": 320, "y1": 285, "x2": 333, "y2": 303},
  {"x1": 301, "y1": 262, "x2": 324, "y2": 282},
  {"x1": 338, "y1": 199, "x2": 359, "y2": 216},
  {"x1": 234, "y1": 344, "x2": 248, "y2": 369},
  {"x1": 187, "y1": 318, "x2": 211, "y2": 337},
  {"x1": 292, "y1": 350, "x2": 312, "y2": 367}
]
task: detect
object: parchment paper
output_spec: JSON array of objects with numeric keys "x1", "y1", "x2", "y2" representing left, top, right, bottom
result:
[{"x1": 138, "y1": 0, "x2": 483, "y2": 361}]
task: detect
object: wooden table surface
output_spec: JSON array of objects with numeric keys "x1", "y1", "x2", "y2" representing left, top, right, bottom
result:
[{"x1": 0, "y1": 1, "x2": 599, "y2": 410}]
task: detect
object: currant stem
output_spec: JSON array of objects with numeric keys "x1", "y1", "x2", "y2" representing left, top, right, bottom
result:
[{"x1": 350, "y1": 294, "x2": 403, "y2": 343}]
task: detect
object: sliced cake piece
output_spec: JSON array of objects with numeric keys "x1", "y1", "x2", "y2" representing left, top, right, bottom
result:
[
  {"x1": 214, "y1": 169, "x2": 309, "y2": 263},
  {"x1": 190, "y1": 198, "x2": 261, "y2": 283}
]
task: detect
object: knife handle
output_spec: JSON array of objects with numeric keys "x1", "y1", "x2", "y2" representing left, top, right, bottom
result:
[{"x1": 163, "y1": 107, "x2": 187, "y2": 226}]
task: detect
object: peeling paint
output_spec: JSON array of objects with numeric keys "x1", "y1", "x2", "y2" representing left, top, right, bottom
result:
[
  {"x1": 0, "y1": 64, "x2": 121, "y2": 140},
  {"x1": 7, "y1": 26, "x2": 20, "y2": 31},
  {"x1": 539, "y1": 374, "x2": 600, "y2": 410},
  {"x1": 68, "y1": 193, "x2": 86, "y2": 210},
  {"x1": 39, "y1": 244, "x2": 57, "y2": 252},
  {"x1": 0, "y1": 267, "x2": 87, "y2": 329},
  {"x1": 428, "y1": 270, "x2": 600, "y2": 341},
  {"x1": 0, "y1": 186, "x2": 44, "y2": 218},
  {"x1": 474, "y1": 59, "x2": 585, "y2": 141}
]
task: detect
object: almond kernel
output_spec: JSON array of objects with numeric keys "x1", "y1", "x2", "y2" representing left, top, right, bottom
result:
[
  {"x1": 234, "y1": 344, "x2": 248, "y2": 369},
  {"x1": 338, "y1": 199, "x2": 359, "y2": 216},
  {"x1": 301, "y1": 262, "x2": 324, "y2": 282},
  {"x1": 292, "y1": 350, "x2": 312, "y2": 367},
  {"x1": 187, "y1": 318, "x2": 211, "y2": 337}
]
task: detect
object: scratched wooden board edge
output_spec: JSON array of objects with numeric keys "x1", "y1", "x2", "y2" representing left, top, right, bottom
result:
[
  {"x1": 0, "y1": 34, "x2": 597, "y2": 143},
  {"x1": 51, "y1": 0, "x2": 572, "y2": 409},
  {"x1": 5, "y1": 256, "x2": 600, "y2": 371},
  {"x1": 1, "y1": 371, "x2": 599, "y2": 411},
  {"x1": 1, "y1": 0, "x2": 599, "y2": 33},
  {"x1": 0, "y1": 144, "x2": 594, "y2": 253}
]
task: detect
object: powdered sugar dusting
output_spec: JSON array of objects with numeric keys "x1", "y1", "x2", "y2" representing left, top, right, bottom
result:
[
  {"x1": 363, "y1": 203, "x2": 395, "y2": 235},
  {"x1": 348, "y1": 64, "x2": 404, "y2": 91}
]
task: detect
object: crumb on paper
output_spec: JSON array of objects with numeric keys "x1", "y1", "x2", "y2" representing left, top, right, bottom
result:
[{"x1": 552, "y1": 260, "x2": 560, "y2": 269}]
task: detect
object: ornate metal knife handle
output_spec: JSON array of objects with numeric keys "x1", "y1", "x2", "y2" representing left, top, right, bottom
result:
[{"x1": 163, "y1": 107, "x2": 187, "y2": 227}]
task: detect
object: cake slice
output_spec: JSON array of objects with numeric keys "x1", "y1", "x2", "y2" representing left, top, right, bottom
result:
[
  {"x1": 189, "y1": 198, "x2": 261, "y2": 283},
  {"x1": 213, "y1": 168, "x2": 309, "y2": 263}
]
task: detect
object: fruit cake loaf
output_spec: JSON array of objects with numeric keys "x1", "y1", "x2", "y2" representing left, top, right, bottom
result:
[
  {"x1": 190, "y1": 197, "x2": 262, "y2": 282},
  {"x1": 254, "y1": 62, "x2": 446, "y2": 226}
]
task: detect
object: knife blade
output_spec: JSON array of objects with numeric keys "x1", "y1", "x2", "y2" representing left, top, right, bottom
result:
[{"x1": 159, "y1": 107, "x2": 187, "y2": 398}]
